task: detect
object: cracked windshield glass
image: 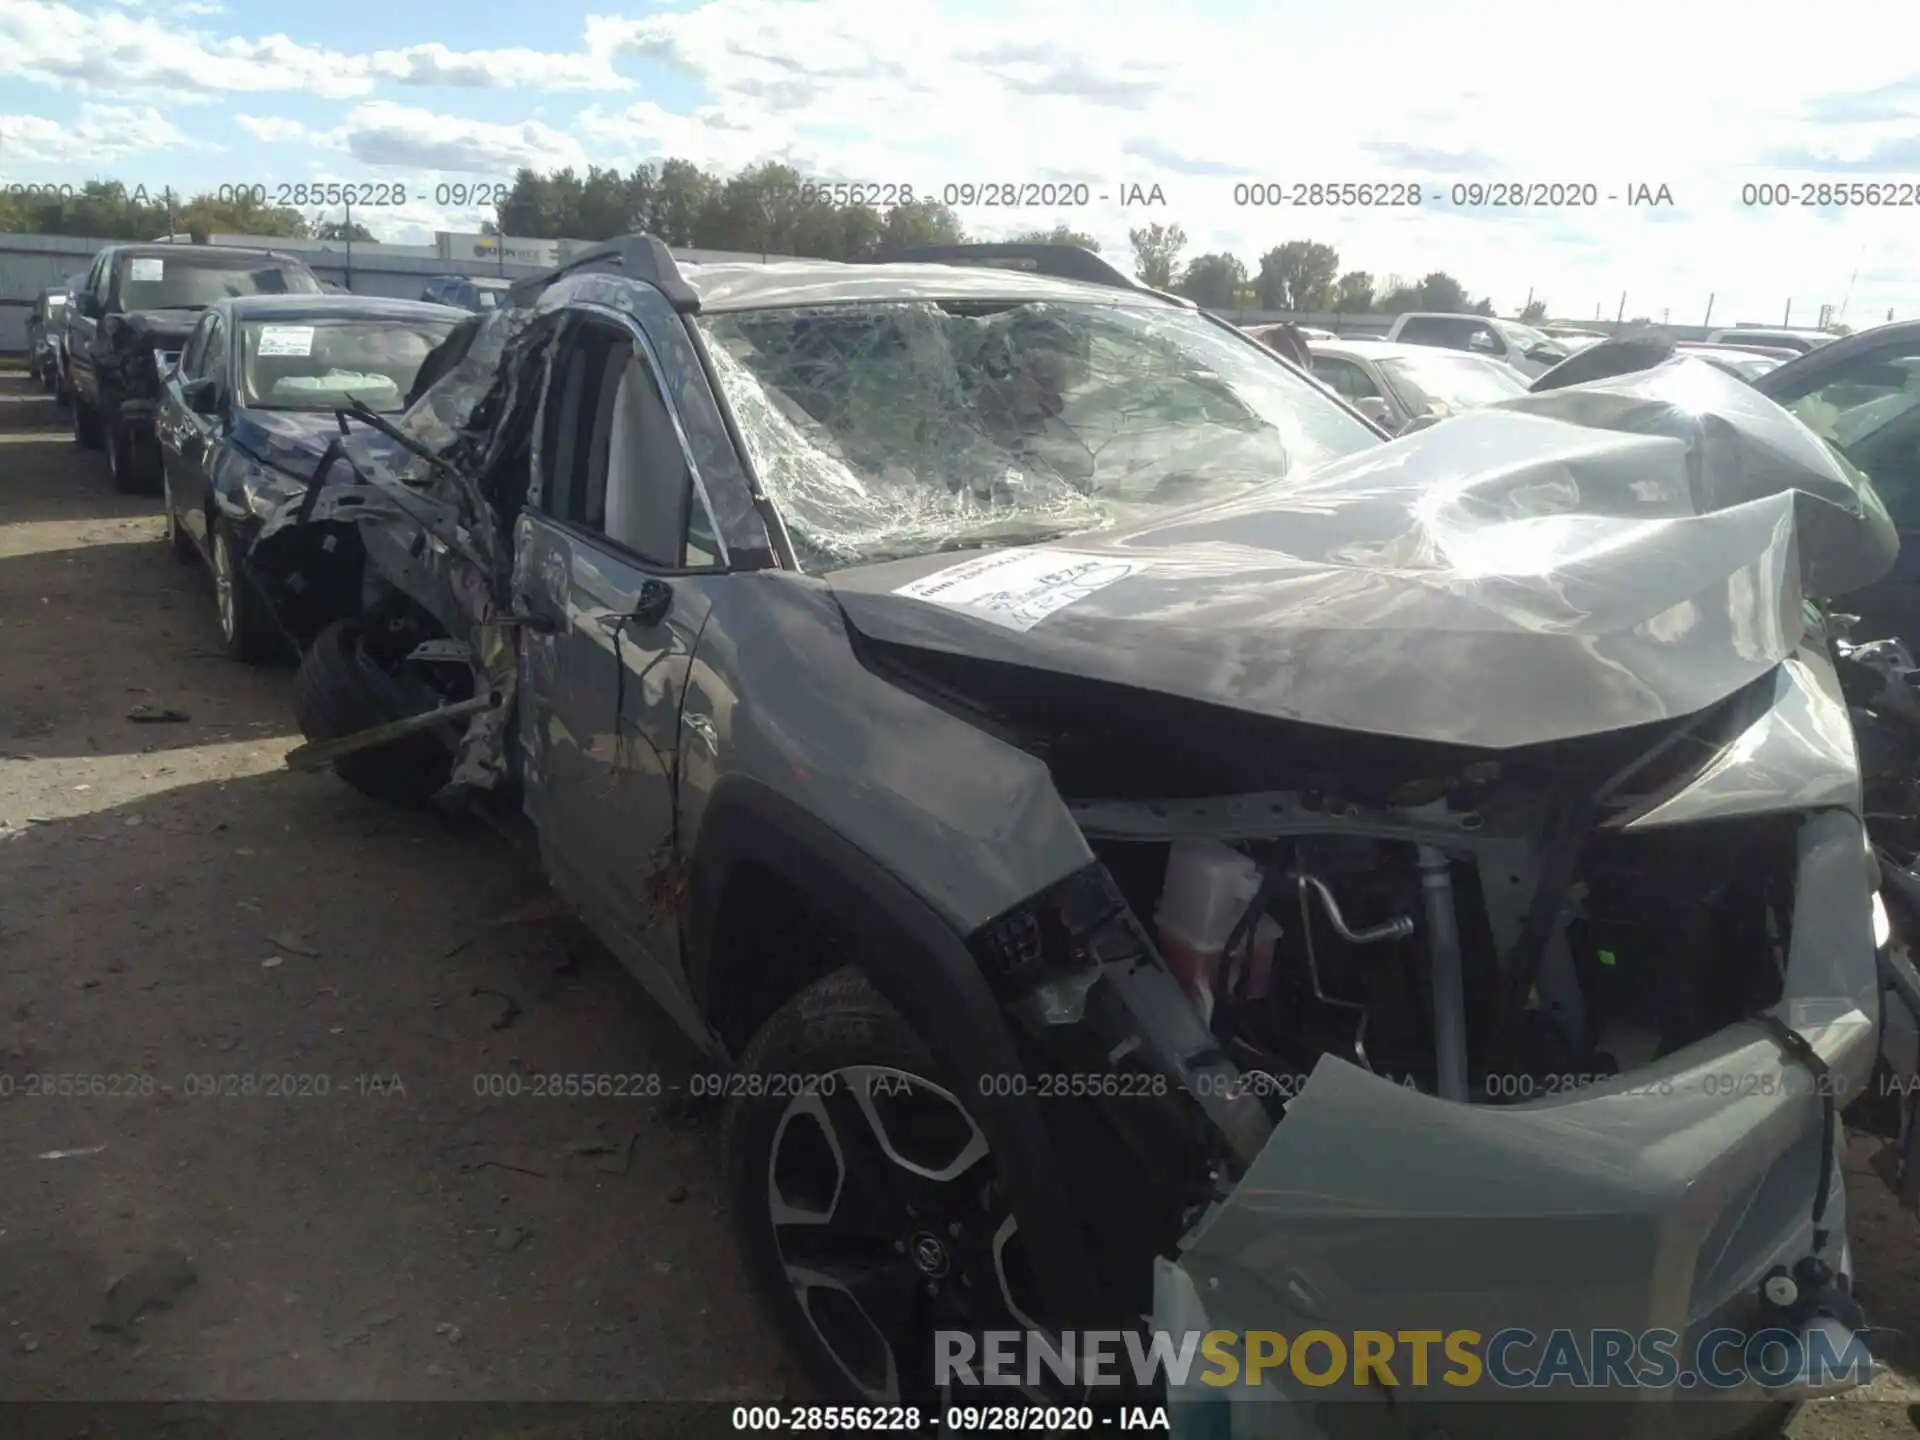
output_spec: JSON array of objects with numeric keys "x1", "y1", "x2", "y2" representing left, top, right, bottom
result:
[{"x1": 702, "y1": 300, "x2": 1378, "y2": 568}]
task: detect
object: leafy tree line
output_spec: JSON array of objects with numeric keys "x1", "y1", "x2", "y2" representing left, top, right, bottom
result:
[
  {"x1": 3, "y1": 162, "x2": 1508, "y2": 318},
  {"x1": 1129, "y1": 224, "x2": 1498, "y2": 317}
]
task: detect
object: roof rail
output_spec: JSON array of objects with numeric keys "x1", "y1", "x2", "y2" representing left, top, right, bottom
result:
[
  {"x1": 506, "y1": 233, "x2": 700, "y2": 314},
  {"x1": 871, "y1": 243, "x2": 1192, "y2": 306}
]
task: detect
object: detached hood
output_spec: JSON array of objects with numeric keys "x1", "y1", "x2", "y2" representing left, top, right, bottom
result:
[{"x1": 828, "y1": 360, "x2": 1898, "y2": 750}]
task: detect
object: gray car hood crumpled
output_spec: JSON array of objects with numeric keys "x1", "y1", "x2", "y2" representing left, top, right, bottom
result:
[{"x1": 827, "y1": 359, "x2": 1896, "y2": 751}]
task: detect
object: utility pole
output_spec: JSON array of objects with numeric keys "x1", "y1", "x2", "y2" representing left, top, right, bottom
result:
[
  {"x1": 1616, "y1": 291, "x2": 1627, "y2": 326},
  {"x1": 1783, "y1": 298, "x2": 1792, "y2": 325},
  {"x1": 1703, "y1": 293, "x2": 1715, "y2": 328},
  {"x1": 343, "y1": 198, "x2": 353, "y2": 293}
]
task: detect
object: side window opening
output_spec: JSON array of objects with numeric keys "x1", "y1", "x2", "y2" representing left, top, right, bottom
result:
[{"x1": 538, "y1": 318, "x2": 704, "y2": 569}]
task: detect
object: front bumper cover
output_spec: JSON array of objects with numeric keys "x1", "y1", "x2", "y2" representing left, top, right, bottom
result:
[{"x1": 1155, "y1": 808, "x2": 1881, "y2": 1438}]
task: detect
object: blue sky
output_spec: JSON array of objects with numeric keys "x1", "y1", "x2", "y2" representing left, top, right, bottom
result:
[{"x1": 3, "y1": 0, "x2": 1920, "y2": 325}]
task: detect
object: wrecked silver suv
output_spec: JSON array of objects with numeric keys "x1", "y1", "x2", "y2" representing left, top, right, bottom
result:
[{"x1": 244, "y1": 238, "x2": 1914, "y2": 1435}]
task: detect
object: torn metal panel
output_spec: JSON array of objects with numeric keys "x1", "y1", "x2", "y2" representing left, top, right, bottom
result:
[{"x1": 1158, "y1": 808, "x2": 1879, "y2": 1423}]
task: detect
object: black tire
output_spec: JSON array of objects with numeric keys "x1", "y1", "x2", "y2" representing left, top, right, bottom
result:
[
  {"x1": 108, "y1": 411, "x2": 158, "y2": 493},
  {"x1": 210, "y1": 517, "x2": 278, "y2": 663},
  {"x1": 724, "y1": 965, "x2": 1046, "y2": 1409},
  {"x1": 72, "y1": 393, "x2": 102, "y2": 449},
  {"x1": 290, "y1": 619, "x2": 452, "y2": 806}
]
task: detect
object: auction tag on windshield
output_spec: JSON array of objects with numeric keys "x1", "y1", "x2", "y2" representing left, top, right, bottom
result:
[
  {"x1": 128, "y1": 258, "x2": 164, "y2": 282},
  {"x1": 256, "y1": 325, "x2": 315, "y2": 357},
  {"x1": 893, "y1": 548, "x2": 1149, "y2": 632}
]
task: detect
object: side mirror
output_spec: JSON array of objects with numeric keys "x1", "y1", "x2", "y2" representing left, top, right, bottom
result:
[
  {"x1": 182, "y1": 377, "x2": 219, "y2": 416},
  {"x1": 1352, "y1": 396, "x2": 1395, "y2": 428},
  {"x1": 1467, "y1": 332, "x2": 1498, "y2": 354},
  {"x1": 1528, "y1": 344, "x2": 1568, "y2": 364},
  {"x1": 1399, "y1": 413, "x2": 1446, "y2": 437}
]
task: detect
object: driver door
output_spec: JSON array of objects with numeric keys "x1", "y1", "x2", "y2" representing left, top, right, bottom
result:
[{"x1": 514, "y1": 310, "x2": 724, "y2": 1040}]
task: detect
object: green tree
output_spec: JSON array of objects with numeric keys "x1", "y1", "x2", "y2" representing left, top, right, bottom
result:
[
  {"x1": 1129, "y1": 222, "x2": 1187, "y2": 289},
  {"x1": 1255, "y1": 240, "x2": 1340, "y2": 312},
  {"x1": 315, "y1": 220, "x2": 376, "y2": 242},
  {"x1": 1519, "y1": 299, "x2": 1547, "y2": 323},
  {"x1": 1416, "y1": 272, "x2": 1471, "y2": 312},
  {"x1": 1176, "y1": 252, "x2": 1247, "y2": 310},
  {"x1": 1333, "y1": 270, "x2": 1375, "y2": 313},
  {"x1": 1009, "y1": 225, "x2": 1102, "y2": 252}
]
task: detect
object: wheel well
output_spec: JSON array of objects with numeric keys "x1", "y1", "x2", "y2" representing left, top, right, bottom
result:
[{"x1": 706, "y1": 858, "x2": 847, "y2": 1054}]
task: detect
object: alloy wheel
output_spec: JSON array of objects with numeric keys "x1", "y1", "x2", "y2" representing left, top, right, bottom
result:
[{"x1": 766, "y1": 1066, "x2": 1047, "y2": 1406}]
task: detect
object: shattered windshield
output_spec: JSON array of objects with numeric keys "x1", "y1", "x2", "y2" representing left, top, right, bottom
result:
[{"x1": 699, "y1": 299, "x2": 1380, "y2": 569}]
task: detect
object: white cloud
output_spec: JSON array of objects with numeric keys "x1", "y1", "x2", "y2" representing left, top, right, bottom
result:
[
  {"x1": 234, "y1": 114, "x2": 306, "y2": 143},
  {"x1": 0, "y1": 101, "x2": 187, "y2": 163},
  {"x1": 319, "y1": 101, "x2": 587, "y2": 176},
  {"x1": 3, "y1": 0, "x2": 1920, "y2": 320},
  {"x1": 0, "y1": 1, "x2": 629, "y2": 103}
]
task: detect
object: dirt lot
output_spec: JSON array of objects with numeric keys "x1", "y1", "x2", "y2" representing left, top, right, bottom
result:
[
  {"x1": 0, "y1": 365, "x2": 786, "y2": 1408},
  {"x1": 1, "y1": 362, "x2": 1919, "y2": 1433}
]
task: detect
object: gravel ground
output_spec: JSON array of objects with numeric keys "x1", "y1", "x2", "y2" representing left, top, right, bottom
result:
[
  {"x1": 0, "y1": 366, "x2": 786, "y2": 1409},
  {"x1": 1, "y1": 362, "x2": 1918, "y2": 1434}
]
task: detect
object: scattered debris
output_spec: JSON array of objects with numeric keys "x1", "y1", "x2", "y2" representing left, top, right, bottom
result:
[
  {"x1": 435, "y1": 1322, "x2": 463, "y2": 1344},
  {"x1": 268, "y1": 931, "x2": 321, "y2": 958},
  {"x1": 666, "y1": 1184, "x2": 688, "y2": 1204},
  {"x1": 39, "y1": 1145, "x2": 107, "y2": 1160},
  {"x1": 123, "y1": 816, "x2": 142, "y2": 828},
  {"x1": 95, "y1": 1250, "x2": 197, "y2": 1333},
  {"x1": 492, "y1": 1226, "x2": 533, "y2": 1253},
  {"x1": 19, "y1": 1334, "x2": 40, "y2": 1354},
  {"x1": 462, "y1": 1158, "x2": 548, "y2": 1180},
  {"x1": 125, "y1": 704, "x2": 190, "y2": 724},
  {"x1": 260, "y1": 956, "x2": 284, "y2": 969},
  {"x1": 568, "y1": 1141, "x2": 618, "y2": 1158},
  {"x1": 470, "y1": 985, "x2": 522, "y2": 1031}
]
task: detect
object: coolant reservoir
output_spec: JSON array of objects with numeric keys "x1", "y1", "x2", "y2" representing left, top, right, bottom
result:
[{"x1": 1155, "y1": 839, "x2": 1266, "y2": 1026}]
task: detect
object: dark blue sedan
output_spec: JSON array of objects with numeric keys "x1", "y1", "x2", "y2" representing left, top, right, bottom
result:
[{"x1": 156, "y1": 294, "x2": 464, "y2": 661}]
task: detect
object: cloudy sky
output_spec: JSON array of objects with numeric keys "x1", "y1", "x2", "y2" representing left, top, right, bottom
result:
[{"x1": 3, "y1": 0, "x2": 1919, "y2": 325}]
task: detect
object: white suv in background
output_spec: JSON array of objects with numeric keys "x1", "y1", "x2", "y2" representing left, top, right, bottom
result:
[
  {"x1": 1706, "y1": 327, "x2": 1834, "y2": 356},
  {"x1": 1382, "y1": 312, "x2": 1571, "y2": 378}
]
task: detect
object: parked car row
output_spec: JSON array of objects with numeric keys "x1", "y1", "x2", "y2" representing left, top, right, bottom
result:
[{"x1": 36, "y1": 234, "x2": 1920, "y2": 1432}]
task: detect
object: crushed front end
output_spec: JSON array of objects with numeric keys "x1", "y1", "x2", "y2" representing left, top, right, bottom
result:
[{"x1": 835, "y1": 362, "x2": 1906, "y2": 1437}]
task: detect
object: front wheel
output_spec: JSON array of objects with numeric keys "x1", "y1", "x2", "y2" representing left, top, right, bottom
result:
[
  {"x1": 723, "y1": 966, "x2": 1054, "y2": 1410},
  {"x1": 72, "y1": 392, "x2": 102, "y2": 449},
  {"x1": 290, "y1": 618, "x2": 454, "y2": 805}
]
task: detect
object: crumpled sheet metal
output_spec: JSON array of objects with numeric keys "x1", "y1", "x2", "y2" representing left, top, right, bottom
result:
[
  {"x1": 1498, "y1": 356, "x2": 1899, "y2": 601},
  {"x1": 824, "y1": 360, "x2": 1899, "y2": 750}
]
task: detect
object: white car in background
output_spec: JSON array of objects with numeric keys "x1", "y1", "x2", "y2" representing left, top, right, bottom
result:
[
  {"x1": 1706, "y1": 327, "x2": 1835, "y2": 355},
  {"x1": 1306, "y1": 338, "x2": 1530, "y2": 432},
  {"x1": 1381, "y1": 312, "x2": 1571, "y2": 377}
]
